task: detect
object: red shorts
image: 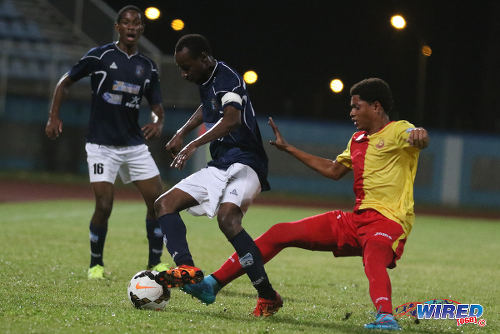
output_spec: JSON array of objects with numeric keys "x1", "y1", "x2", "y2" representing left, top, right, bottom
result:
[{"x1": 327, "y1": 209, "x2": 406, "y2": 268}]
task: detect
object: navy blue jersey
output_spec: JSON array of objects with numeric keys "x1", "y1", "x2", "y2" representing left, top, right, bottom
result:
[
  {"x1": 200, "y1": 61, "x2": 270, "y2": 191},
  {"x1": 68, "y1": 42, "x2": 162, "y2": 145}
]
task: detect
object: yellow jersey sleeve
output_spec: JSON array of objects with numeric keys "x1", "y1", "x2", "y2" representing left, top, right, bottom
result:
[{"x1": 336, "y1": 136, "x2": 353, "y2": 169}]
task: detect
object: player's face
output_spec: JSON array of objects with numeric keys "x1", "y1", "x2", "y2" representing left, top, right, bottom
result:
[
  {"x1": 349, "y1": 95, "x2": 378, "y2": 132},
  {"x1": 175, "y1": 47, "x2": 211, "y2": 85},
  {"x1": 115, "y1": 10, "x2": 144, "y2": 47}
]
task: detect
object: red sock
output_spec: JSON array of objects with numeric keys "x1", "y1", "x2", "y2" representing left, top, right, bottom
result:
[
  {"x1": 213, "y1": 211, "x2": 340, "y2": 285},
  {"x1": 363, "y1": 240, "x2": 394, "y2": 314}
]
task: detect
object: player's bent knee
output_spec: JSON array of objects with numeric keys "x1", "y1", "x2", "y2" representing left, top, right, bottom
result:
[
  {"x1": 217, "y1": 213, "x2": 242, "y2": 239},
  {"x1": 154, "y1": 197, "x2": 172, "y2": 217}
]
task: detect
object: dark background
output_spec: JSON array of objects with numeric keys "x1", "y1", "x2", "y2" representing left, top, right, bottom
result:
[{"x1": 103, "y1": 0, "x2": 500, "y2": 134}]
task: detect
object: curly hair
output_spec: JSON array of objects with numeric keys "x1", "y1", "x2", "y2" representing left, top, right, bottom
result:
[{"x1": 350, "y1": 78, "x2": 394, "y2": 113}]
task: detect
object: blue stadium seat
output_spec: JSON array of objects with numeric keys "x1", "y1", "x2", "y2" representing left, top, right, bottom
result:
[
  {"x1": 0, "y1": 0, "x2": 21, "y2": 19},
  {"x1": 25, "y1": 21, "x2": 42, "y2": 40},
  {"x1": 0, "y1": 19, "x2": 9, "y2": 38}
]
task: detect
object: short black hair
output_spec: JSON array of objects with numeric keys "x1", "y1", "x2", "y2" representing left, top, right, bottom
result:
[
  {"x1": 175, "y1": 34, "x2": 212, "y2": 58},
  {"x1": 350, "y1": 78, "x2": 394, "y2": 113},
  {"x1": 116, "y1": 5, "x2": 142, "y2": 23}
]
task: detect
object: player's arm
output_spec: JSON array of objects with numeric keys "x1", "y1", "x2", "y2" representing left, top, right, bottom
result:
[
  {"x1": 142, "y1": 104, "x2": 165, "y2": 140},
  {"x1": 171, "y1": 104, "x2": 241, "y2": 169},
  {"x1": 407, "y1": 127, "x2": 429, "y2": 149},
  {"x1": 165, "y1": 104, "x2": 204, "y2": 157},
  {"x1": 45, "y1": 73, "x2": 74, "y2": 139},
  {"x1": 269, "y1": 117, "x2": 350, "y2": 180}
]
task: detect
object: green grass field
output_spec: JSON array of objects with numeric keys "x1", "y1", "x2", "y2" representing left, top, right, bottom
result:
[{"x1": 0, "y1": 200, "x2": 498, "y2": 333}]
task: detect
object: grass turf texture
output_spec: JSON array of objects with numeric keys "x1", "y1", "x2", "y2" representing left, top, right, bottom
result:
[{"x1": 0, "y1": 200, "x2": 498, "y2": 333}]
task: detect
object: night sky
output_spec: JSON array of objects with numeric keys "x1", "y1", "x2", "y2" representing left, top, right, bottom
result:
[{"x1": 103, "y1": 0, "x2": 500, "y2": 134}]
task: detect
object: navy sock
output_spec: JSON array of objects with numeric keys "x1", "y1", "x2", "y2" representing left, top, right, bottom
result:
[
  {"x1": 229, "y1": 229, "x2": 275, "y2": 299},
  {"x1": 89, "y1": 223, "x2": 107, "y2": 267},
  {"x1": 158, "y1": 212, "x2": 194, "y2": 266},
  {"x1": 146, "y1": 219, "x2": 163, "y2": 267}
]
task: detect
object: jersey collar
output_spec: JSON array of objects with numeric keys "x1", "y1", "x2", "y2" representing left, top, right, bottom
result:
[
  {"x1": 113, "y1": 41, "x2": 138, "y2": 59},
  {"x1": 201, "y1": 60, "x2": 219, "y2": 86}
]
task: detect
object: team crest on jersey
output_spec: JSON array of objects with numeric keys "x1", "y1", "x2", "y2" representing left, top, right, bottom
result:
[
  {"x1": 376, "y1": 139, "x2": 385, "y2": 149},
  {"x1": 135, "y1": 65, "x2": 144, "y2": 77}
]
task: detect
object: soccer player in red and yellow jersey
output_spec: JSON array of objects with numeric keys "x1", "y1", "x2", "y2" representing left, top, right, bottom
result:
[{"x1": 181, "y1": 78, "x2": 429, "y2": 329}]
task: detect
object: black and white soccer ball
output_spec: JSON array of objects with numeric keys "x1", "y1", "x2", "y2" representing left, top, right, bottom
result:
[{"x1": 127, "y1": 270, "x2": 170, "y2": 310}]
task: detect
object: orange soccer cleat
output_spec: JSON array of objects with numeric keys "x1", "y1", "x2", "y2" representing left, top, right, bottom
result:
[
  {"x1": 155, "y1": 265, "x2": 204, "y2": 288},
  {"x1": 252, "y1": 292, "x2": 283, "y2": 317}
]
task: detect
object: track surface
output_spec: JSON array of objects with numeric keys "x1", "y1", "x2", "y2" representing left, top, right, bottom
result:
[{"x1": 1, "y1": 179, "x2": 498, "y2": 220}]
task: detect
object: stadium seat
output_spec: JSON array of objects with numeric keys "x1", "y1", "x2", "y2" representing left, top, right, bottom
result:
[{"x1": 0, "y1": 0, "x2": 21, "y2": 19}]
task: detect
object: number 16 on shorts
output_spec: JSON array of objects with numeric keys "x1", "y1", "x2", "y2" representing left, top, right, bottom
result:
[{"x1": 93, "y1": 163, "x2": 104, "y2": 175}]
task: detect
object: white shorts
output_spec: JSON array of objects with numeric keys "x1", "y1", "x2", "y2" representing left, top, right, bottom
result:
[
  {"x1": 174, "y1": 163, "x2": 261, "y2": 218},
  {"x1": 85, "y1": 143, "x2": 159, "y2": 184}
]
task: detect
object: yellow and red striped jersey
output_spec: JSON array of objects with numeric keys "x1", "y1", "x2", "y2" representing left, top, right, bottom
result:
[{"x1": 336, "y1": 121, "x2": 421, "y2": 235}]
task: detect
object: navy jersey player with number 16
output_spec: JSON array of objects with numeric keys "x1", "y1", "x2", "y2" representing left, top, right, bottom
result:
[
  {"x1": 45, "y1": 5, "x2": 168, "y2": 279},
  {"x1": 153, "y1": 34, "x2": 282, "y2": 317}
]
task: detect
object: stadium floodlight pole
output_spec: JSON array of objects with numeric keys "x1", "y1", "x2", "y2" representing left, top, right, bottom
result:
[{"x1": 390, "y1": 14, "x2": 431, "y2": 125}]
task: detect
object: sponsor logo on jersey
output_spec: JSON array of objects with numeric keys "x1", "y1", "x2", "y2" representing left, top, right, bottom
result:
[
  {"x1": 125, "y1": 96, "x2": 141, "y2": 109},
  {"x1": 230, "y1": 189, "x2": 238, "y2": 196},
  {"x1": 110, "y1": 62, "x2": 118, "y2": 69},
  {"x1": 102, "y1": 92, "x2": 122, "y2": 105},
  {"x1": 112, "y1": 80, "x2": 140, "y2": 94},
  {"x1": 374, "y1": 231, "x2": 392, "y2": 240}
]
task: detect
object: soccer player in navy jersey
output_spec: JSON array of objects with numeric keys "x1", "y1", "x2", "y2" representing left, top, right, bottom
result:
[
  {"x1": 45, "y1": 5, "x2": 168, "y2": 279},
  {"x1": 181, "y1": 78, "x2": 429, "y2": 330},
  {"x1": 152, "y1": 34, "x2": 282, "y2": 316}
]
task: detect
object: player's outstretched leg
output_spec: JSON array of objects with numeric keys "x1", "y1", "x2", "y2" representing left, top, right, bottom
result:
[
  {"x1": 253, "y1": 291, "x2": 283, "y2": 317},
  {"x1": 364, "y1": 313, "x2": 401, "y2": 330},
  {"x1": 155, "y1": 265, "x2": 204, "y2": 288},
  {"x1": 181, "y1": 275, "x2": 221, "y2": 305}
]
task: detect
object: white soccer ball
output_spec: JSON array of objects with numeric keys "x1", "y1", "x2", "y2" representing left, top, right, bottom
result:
[{"x1": 127, "y1": 270, "x2": 170, "y2": 310}]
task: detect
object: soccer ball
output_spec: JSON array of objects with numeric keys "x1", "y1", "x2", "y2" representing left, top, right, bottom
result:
[{"x1": 127, "y1": 270, "x2": 170, "y2": 310}]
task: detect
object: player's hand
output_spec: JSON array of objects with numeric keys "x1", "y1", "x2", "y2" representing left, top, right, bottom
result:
[
  {"x1": 268, "y1": 117, "x2": 290, "y2": 151},
  {"x1": 165, "y1": 132, "x2": 184, "y2": 158},
  {"x1": 407, "y1": 127, "x2": 429, "y2": 149},
  {"x1": 45, "y1": 117, "x2": 63, "y2": 139},
  {"x1": 170, "y1": 141, "x2": 197, "y2": 170},
  {"x1": 142, "y1": 122, "x2": 163, "y2": 140}
]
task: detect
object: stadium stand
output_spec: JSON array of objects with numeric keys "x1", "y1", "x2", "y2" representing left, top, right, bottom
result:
[{"x1": 1, "y1": 0, "x2": 498, "y2": 211}]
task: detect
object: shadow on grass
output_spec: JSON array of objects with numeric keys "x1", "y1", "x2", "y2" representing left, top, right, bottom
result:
[
  {"x1": 163, "y1": 305, "x2": 445, "y2": 334},
  {"x1": 218, "y1": 289, "x2": 301, "y2": 303}
]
